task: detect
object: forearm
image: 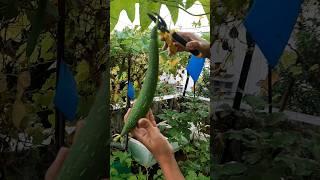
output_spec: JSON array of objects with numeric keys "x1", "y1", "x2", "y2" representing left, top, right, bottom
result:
[{"x1": 157, "y1": 154, "x2": 184, "y2": 180}]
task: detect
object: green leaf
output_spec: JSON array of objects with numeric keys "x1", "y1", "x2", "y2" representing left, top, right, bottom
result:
[
  {"x1": 186, "y1": 170, "x2": 197, "y2": 180},
  {"x1": 139, "y1": 0, "x2": 161, "y2": 31},
  {"x1": 48, "y1": 113, "x2": 55, "y2": 127},
  {"x1": 26, "y1": 126, "x2": 45, "y2": 145},
  {"x1": 75, "y1": 60, "x2": 90, "y2": 82},
  {"x1": 124, "y1": 0, "x2": 136, "y2": 22},
  {"x1": 267, "y1": 132, "x2": 293, "y2": 148},
  {"x1": 243, "y1": 152, "x2": 261, "y2": 164},
  {"x1": 243, "y1": 95, "x2": 266, "y2": 110},
  {"x1": 33, "y1": 90, "x2": 54, "y2": 107},
  {"x1": 185, "y1": 0, "x2": 196, "y2": 9},
  {"x1": 198, "y1": 0, "x2": 210, "y2": 21},
  {"x1": 289, "y1": 65, "x2": 303, "y2": 76},
  {"x1": 111, "y1": 0, "x2": 136, "y2": 31},
  {"x1": 26, "y1": 0, "x2": 48, "y2": 58},
  {"x1": 40, "y1": 32, "x2": 55, "y2": 60},
  {"x1": 165, "y1": 0, "x2": 182, "y2": 24},
  {"x1": 280, "y1": 51, "x2": 297, "y2": 69}
]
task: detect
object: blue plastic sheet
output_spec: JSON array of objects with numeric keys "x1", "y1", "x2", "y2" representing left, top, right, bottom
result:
[
  {"x1": 54, "y1": 61, "x2": 79, "y2": 121},
  {"x1": 186, "y1": 55, "x2": 205, "y2": 82},
  {"x1": 244, "y1": 0, "x2": 302, "y2": 67},
  {"x1": 127, "y1": 81, "x2": 135, "y2": 100}
]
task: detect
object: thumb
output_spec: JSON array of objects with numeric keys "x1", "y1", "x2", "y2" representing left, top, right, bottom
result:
[
  {"x1": 138, "y1": 118, "x2": 159, "y2": 138},
  {"x1": 137, "y1": 118, "x2": 154, "y2": 131}
]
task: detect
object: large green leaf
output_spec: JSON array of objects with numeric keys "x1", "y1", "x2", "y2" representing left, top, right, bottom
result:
[
  {"x1": 26, "y1": 0, "x2": 48, "y2": 58},
  {"x1": 139, "y1": 0, "x2": 161, "y2": 31},
  {"x1": 111, "y1": 0, "x2": 137, "y2": 31},
  {"x1": 165, "y1": 0, "x2": 183, "y2": 24},
  {"x1": 185, "y1": 0, "x2": 196, "y2": 9},
  {"x1": 40, "y1": 32, "x2": 55, "y2": 60},
  {"x1": 110, "y1": 0, "x2": 121, "y2": 31},
  {"x1": 280, "y1": 51, "x2": 297, "y2": 69},
  {"x1": 198, "y1": 0, "x2": 210, "y2": 21},
  {"x1": 243, "y1": 95, "x2": 266, "y2": 110}
]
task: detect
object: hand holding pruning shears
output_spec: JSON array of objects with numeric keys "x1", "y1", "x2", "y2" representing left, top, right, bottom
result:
[{"x1": 148, "y1": 12, "x2": 211, "y2": 58}]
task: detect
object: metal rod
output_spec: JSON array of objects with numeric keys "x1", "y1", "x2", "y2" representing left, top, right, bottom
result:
[
  {"x1": 55, "y1": 0, "x2": 66, "y2": 151},
  {"x1": 232, "y1": 32, "x2": 255, "y2": 110},
  {"x1": 125, "y1": 56, "x2": 132, "y2": 150},
  {"x1": 183, "y1": 74, "x2": 190, "y2": 97},
  {"x1": 268, "y1": 65, "x2": 272, "y2": 113}
]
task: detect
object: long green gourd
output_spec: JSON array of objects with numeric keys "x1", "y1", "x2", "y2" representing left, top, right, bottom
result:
[
  {"x1": 57, "y1": 74, "x2": 110, "y2": 179},
  {"x1": 115, "y1": 25, "x2": 159, "y2": 140}
]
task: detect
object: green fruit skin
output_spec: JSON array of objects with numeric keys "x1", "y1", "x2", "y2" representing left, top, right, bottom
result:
[
  {"x1": 57, "y1": 74, "x2": 110, "y2": 180},
  {"x1": 120, "y1": 26, "x2": 159, "y2": 136}
]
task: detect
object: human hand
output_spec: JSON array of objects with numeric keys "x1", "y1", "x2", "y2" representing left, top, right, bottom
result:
[
  {"x1": 124, "y1": 109, "x2": 174, "y2": 163},
  {"x1": 45, "y1": 121, "x2": 85, "y2": 180},
  {"x1": 45, "y1": 121, "x2": 109, "y2": 180},
  {"x1": 45, "y1": 147, "x2": 70, "y2": 180},
  {"x1": 161, "y1": 32, "x2": 211, "y2": 58}
]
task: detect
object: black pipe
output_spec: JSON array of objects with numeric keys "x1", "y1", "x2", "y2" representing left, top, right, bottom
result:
[
  {"x1": 55, "y1": 0, "x2": 66, "y2": 151},
  {"x1": 183, "y1": 74, "x2": 190, "y2": 97},
  {"x1": 232, "y1": 32, "x2": 255, "y2": 110},
  {"x1": 125, "y1": 56, "x2": 131, "y2": 150},
  {"x1": 268, "y1": 65, "x2": 272, "y2": 113}
]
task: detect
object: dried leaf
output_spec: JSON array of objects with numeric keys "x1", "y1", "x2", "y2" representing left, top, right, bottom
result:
[{"x1": 12, "y1": 100, "x2": 26, "y2": 128}]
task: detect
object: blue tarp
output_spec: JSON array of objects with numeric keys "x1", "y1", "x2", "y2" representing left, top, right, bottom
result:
[
  {"x1": 54, "y1": 61, "x2": 79, "y2": 120},
  {"x1": 186, "y1": 55, "x2": 205, "y2": 82},
  {"x1": 244, "y1": 0, "x2": 302, "y2": 67},
  {"x1": 127, "y1": 81, "x2": 135, "y2": 100}
]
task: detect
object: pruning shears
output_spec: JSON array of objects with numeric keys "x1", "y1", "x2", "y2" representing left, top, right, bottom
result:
[{"x1": 147, "y1": 12, "x2": 202, "y2": 57}]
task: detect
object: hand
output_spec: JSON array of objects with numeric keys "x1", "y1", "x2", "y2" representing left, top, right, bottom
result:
[
  {"x1": 45, "y1": 121, "x2": 112, "y2": 180},
  {"x1": 161, "y1": 32, "x2": 211, "y2": 58},
  {"x1": 124, "y1": 109, "x2": 184, "y2": 180},
  {"x1": 124, "y1": 109, "x2": 174, "y2": 163},
  {"x1": 45, "y1": 147, "x2": 70, "y2": 180}
]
